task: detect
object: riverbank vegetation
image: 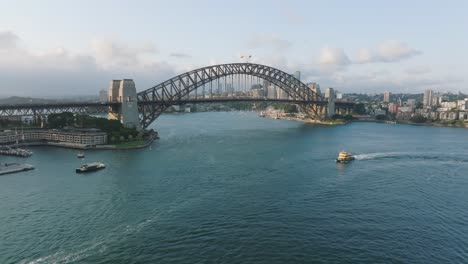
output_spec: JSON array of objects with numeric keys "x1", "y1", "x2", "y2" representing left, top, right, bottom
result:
[{"x1": 47, "y1": 112, "x2": 153, "y2": 144}]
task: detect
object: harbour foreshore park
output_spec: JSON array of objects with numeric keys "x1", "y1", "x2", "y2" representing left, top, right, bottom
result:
[{"x1": 0, "y1": 79, "x2": 156, "y2": 150}]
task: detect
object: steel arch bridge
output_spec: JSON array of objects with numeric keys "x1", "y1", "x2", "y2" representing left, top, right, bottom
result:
[
  {"x1": 0, "y1": 63, "x2": 356, "y2": 129},
  {"x1": 137, "y1": 63, "x2": 326, "y2": 128}
]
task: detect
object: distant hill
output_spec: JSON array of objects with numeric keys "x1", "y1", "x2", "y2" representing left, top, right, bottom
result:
[{"x1": 0, "y1": 96, "x2": 99, "y2": 105}]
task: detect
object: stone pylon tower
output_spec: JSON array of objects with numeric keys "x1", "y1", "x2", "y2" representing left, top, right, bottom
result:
[
  {"x1": 108, "y1": 79, "x2": 142, "y2": 130},
  {"x1": 325, "y1": 87, "x2": 336, "y2": 118}
]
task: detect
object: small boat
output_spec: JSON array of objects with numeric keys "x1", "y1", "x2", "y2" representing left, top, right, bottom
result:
[
  {"x1": 336, "y1": 151, "x2": 355, "y2": 163},
  {"x1": 76, "y1": 162, "x2": 106, "y2": 173},
  {"x1": 77, "y1": 152, "x2": 85, "y2": 158}
]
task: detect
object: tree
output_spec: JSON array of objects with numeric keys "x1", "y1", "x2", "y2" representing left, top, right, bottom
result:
[
  {"x1": 354, "y1": 103, "x2": 367, "y2": 115},
  {"x1": 410, "y1": 115, "x2": 427, "y2": 123},
  {"x1": 48, "y1": 112, "x2": 74, "y2": 128},
  {"x1": 375, "y1": 114, "x2": 387, "y2": 121}
]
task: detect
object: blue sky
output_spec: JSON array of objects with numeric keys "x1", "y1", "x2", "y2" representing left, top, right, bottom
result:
[{"x1": 0, "y1": 0, "x2": 467, "y2": 96}]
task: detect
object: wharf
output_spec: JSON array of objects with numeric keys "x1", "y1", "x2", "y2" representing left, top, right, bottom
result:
[
  {"x1": 0, "y1": 163, "x2": 35, "y2": 175},
  {"x1": 0, "y1": 147, "x2": 33, "y2": 157}
]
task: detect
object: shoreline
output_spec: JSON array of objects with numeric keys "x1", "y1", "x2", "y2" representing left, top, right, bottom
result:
[
  {"x1": 0, "y1": 133, "x2": 158, "y2": 151},
  {"x1": 355, "y1": 118, "x2": 468, "y2": 128},
  {"x1": 262, "y1": 113, "x2": 468, "y2": 129}
]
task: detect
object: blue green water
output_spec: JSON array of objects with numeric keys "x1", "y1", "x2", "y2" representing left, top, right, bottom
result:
[{"x1": 1, "y1": 112, "x2": 468, "y2": 263}]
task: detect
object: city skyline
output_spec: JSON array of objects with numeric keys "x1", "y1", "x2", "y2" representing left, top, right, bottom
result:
[{"x1": 0, "y1": 0, "x2": 467, "y2": 97}]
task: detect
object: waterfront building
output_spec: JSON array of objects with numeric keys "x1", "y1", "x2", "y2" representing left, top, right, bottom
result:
[
  {"x1": 457, "y1": 99, "x2": 468, "y2": 110},
  {"x1": 373, "y1": 109, "x2": 386, "y2": 116},
  {"x1": 405, "y1": 99, "x2": 417, "y2": 108},
  {"x1": 423, "y1": 89, "x2": 433, "y2": 108},
  {"x1": 439, "y1": 111, "x2": 458, "y2": 121},
  {"x1": 0, "y1": 128, "x2": 108, "y2": 146},
  {"x1": 388, "y1": 103, "x2": 399, "y2": 113},
  {"x1": 441, "y1": 101, "x2": 457, "y2": 109},
  {"x1": 383, "y1": 91, "x2": 391, "y2": 102}
]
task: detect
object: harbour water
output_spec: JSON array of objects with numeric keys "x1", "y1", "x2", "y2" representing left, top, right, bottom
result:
[{"x1": 1, "y1": 112, "x2": 468, "y2": 263}]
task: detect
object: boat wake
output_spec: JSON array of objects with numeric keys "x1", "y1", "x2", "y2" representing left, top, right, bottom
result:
[
  {"x1": 353, "y1": 152, "x2": 406, "y2": 160},
  {"x1": 354, "y1": 152, "x2": 468, "y2": 163}
]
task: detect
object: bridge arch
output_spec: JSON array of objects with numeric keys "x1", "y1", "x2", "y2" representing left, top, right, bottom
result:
[{"x1": 137, "y1": 63, "x2": 324, "y2": 128}]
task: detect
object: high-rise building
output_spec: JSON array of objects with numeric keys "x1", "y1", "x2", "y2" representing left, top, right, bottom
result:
[
  {"x1": 336, "y1": 91, "x2": 343, "y2": 100},
  {"x1": 99, "y1": 89, "x2": 108, "y2": 102},
  {"x1": 276, "y1": 87, "x2": 288, "y2": 99},
  {"x1": 325, "y1": 87, "x2": 334, "y2": 99},
  {"x1": 294, "y1": 71, "x2": 301, "y2": 81},
  {"x1": 423, "y1": 89, "x2": 433, "y2": 107},
  {"x1": 388, "y1": 103, "x2": 399, "y2": 113},
  {"x1": 267, "y1": 85, "x2": 277, "y2": 99},
  {"x1": 307, "y1": 83, "x2": 321, "y2": 100},
  {"x1": 383, "y1": 91, "x2": 391, "y2": 102}
]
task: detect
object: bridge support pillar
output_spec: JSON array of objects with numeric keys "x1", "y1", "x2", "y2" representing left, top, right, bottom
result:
[
  {"x1": 325, "y1": 87, "x2": 335, "y2": 118},
  {"x1": 108, "y1": 79, "x2": 142, "y2": 131}
]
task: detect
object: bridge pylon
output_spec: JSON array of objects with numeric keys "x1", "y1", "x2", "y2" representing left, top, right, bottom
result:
[{"x1": 108, "y1": 79, "x2": 142, "y2": 130}]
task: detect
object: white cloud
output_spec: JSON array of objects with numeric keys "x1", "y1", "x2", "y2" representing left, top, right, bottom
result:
[
  {"x1": 90, "y1": 38, "x2": 158, "y2": 70},
  {"x1": 318, "y1": 47, "x2": 351, "y2": 69},
  {"x1": 355, "y1": 40, "x2": 422, "y2": 63},
  {"x1": 169, "y1": 52, "x2": 191, "y2": 58},
  {"x1": 405, "y1": 65, "x2": 431, "y2": 75},
  {"x1": 0, "y1": 31, "x2": 175, "y2": 96},
  {"x1": 0, "y1": 31, "x2": 20, "y2": 50},
  {"x1": 247, "y1": 33, "x2": 291, "y2": 51}
]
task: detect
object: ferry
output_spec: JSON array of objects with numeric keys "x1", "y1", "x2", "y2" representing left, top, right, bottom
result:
[
  {"x1": 77, "y1": 152, "x2": 85, "y2": 159},
  {"x1": 76, "y1": 162, "x2": 106, "y2": 173},
  {"x1": 336, "y1": 151, "x2": 355, "y2": 163}
]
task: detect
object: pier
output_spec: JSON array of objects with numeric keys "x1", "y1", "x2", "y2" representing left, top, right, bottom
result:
[
  {"x1": 0, "y1": 147, "x2": 33, "y2": 157},
  {"x1": 0, "y1": 163, "x2": 35, "y2": 175}
]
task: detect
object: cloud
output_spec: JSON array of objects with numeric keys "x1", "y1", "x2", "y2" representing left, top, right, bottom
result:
[
  {"x1": 355, "y1": 40, "x2": 422, "y2": 63},
  {"x1": 405, "y1": 65, "x2": 431, "y2": 75},
  {"x1": 0, "y1": 31, "x2": 176, "y2": 96},
  {"x1": 0, "y1": 31, "x2": 20, "y2": 50},
  {"x1": 247, "y1": 33, "x2": 291, "y2": 51},
  {"x1": 169, "y1": 52, "x2": 191, "y2": 58},
  {"x1": 90, "y1": 38, "x2": 158, "y2": 69},
  {"x1": 318, "y1": 47, "x2": 351, "y2": 69}
]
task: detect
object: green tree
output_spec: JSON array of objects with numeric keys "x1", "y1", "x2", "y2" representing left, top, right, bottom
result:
[
  {"x1": 375, "y1": 114, "x2": 387, "y2": 121},
  {"x1": 410, "y1": 115, "x2": 427, "y2": 123},
  {"x1": 354, "y1": 103, "x2": 367, "y2": 115}
]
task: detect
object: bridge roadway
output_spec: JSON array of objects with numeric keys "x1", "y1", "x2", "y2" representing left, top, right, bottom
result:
[{"x1": 0, "y1": 97, "x2": 354, "y2": 116}]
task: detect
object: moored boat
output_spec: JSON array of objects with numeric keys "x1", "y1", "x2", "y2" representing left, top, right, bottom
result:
[
  {"x1": 77, "y1": 152, "x2": 85, "y2": 158},
  {"x1": 76, "y1": 162, "x2": 106, "y2": 173},
  {"x1": 336, "y1": 151, "x2": 355, "y2": 163}
]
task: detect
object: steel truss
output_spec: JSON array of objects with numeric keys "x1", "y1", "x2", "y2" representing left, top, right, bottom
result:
[{"x1": 137, "y1": 63, "x2": 326, "y2": 128}]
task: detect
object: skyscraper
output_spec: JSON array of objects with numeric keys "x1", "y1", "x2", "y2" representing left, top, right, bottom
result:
[
  {"x1": 267, "y1": 85, "x2": 277, "y2": 99},
  {"x1": 383, "y1": 91, "x2": 391, "y2": 102},
  {"x1": 307, "y1": 83, "x2": 321, "y2": 100},
  {"x1": 276, "y1": 87, "x2": 288, "y2": 99},
  {"x1": 294, "y1": 71, "x2": 301, "y2": 81},
  {"x1": 423, "y1": 89, "x2": 433, "y2": 107}
]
